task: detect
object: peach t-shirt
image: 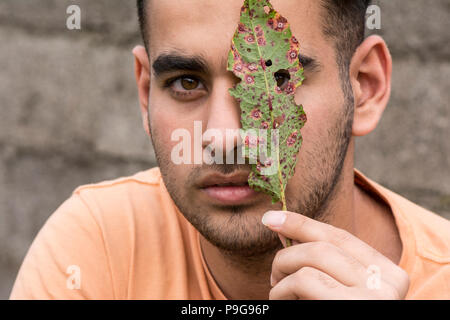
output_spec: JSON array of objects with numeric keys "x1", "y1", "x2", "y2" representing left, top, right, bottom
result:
[{"x1": 9, "y1": 167, "x2": 450, "y2": 299}]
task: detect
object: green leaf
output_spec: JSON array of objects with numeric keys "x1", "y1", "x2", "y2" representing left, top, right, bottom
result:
[{"x1": 227, "y1": 0, "x2": 307, "y2": 206}]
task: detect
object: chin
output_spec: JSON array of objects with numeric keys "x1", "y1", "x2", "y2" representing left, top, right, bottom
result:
[{"x1": 187, "y1": 205, "x2": 282, "y2": 257}]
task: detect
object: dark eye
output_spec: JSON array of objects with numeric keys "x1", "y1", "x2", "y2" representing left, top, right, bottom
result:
[
  {"x1": 274, "y1": 70, "x2": 290, "y2": 89},
  {"x1": 167, "y1": 75, "x2": 205, "y2": 92},
  {"x1": 165, "y1": 75, "x2": 207, "y2": 101},
  {"x1": 178, "y1": 76, "x2": 200, "y2": 90}
]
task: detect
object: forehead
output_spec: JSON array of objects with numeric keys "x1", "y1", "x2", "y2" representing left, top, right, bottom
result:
[{"x1": 147, "y1": 0, "x2": 326, "y2": 70}]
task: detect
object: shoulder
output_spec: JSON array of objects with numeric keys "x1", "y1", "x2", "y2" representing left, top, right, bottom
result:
[
  {"x1": 10, "y1": 167, "x2": 170, "y2": 299},
  {"x1": 383, "y1": 187, "x2": 450, "y2": 263},
  {"x1": 68, "y1": 166, "x2": 175, "y2": 254},
  {"x1": 71, "y1": 167, "x2": 164, "y2": 220},
  {"x1": 356, "y1": 169, "x2": 450, "y2": 263},
  {"x1": 73, "y1": 166, "x2": 162, "y2": 196}
]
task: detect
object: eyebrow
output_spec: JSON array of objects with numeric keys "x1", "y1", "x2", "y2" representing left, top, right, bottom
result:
[
  {"x1": 152, "y1": 51, "x2": 320, "y2": 77},
  {"x1": 152, "y1": 53, "x2": 210, "y2": 77}
]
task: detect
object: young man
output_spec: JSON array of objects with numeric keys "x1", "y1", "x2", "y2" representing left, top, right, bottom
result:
[{"x1": 10, "y1": 0, "x2": 450, "y2": 299}]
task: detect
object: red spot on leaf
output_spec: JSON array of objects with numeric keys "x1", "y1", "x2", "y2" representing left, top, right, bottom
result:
[
  {"x1": 234, "y1": 63, "x2": 243, "y2": 73},
  {"x1": 275, "y1": 21, "x2": 287, "y2": 32},
  {"x1": 287, "y1": 49, "x2": 298, "y2": 64},
  {"x1": 269, "y1": 14, "x2": 288, "y2": 32},
  {"x1": 261, "y1": 158, "x2": 273, "y2": 168},
  {"x1": 275, "y1": 86, "x2": 283, "y2": 94},
  {"x1": 245, "y1": 35, "x2": 255, "y2": 44},
  {"x1": 250, "y1": 107, "x2": 262, "y2": 120},
  {"x1": 238, "y1": 23, "x2": 248, "y2": 33},
  {"x1": 287, "y1": 131, "x2": 298, "y2": 147},
  {"x1": 268, "y1": 96, "x2": 273, "y2": 111},
  {"x1": 245, "y1": 74, "x2": 255, "y2": 84},
  {"x1": 273, "y1": 115, "x2": 285, "y2": 129},
  {"x1": 245, "y1": 135, "x2": 259, "y2": 148},
  {"x1": 257, "y1": 37, "x2": 267, "y2": 46},
  {"x1": 299, "y1": 113, "x2": 307, "y2": 122},
  {"x1": 285, "y1": 82, "x2": 295, "y2": 95},
  {"x1": 247, "y1": 63, "x2": 258, "y2": 72},
  {"x1": 260, "y1": 58, "x2": 267, "y2": 71}
]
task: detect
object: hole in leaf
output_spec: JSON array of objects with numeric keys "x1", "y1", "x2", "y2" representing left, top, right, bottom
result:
[
  {"x1": 264, "y1": 6, "x2": 271, "y2": 14},
  {"x1": 265, "y1": 60, "x2": 272, "y2": 67},
  {"x1": 274, "y1": 69, "x2": 290, "y2": 89}
]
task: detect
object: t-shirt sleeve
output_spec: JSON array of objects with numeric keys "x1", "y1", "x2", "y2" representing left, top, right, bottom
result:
[{"x1": 9, "y1": 192, "x2": 115, "y2": 299}]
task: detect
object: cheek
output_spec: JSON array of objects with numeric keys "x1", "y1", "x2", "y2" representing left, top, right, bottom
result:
[
  {"x1": 294, "y1": 65, "x2": 345, "y2": 142},
  {"x1": 291, "y1": 71, "x2": 346, "y2": 176},
  {"x1": 148, "y1": 91, "x2": 206, "y2": 172},
  {"x1": 148, "y1": 96, "x2": 184, "y2": 160},
  {"x1": 149, "y1": 89, "x2": 192, "y2": 146}
]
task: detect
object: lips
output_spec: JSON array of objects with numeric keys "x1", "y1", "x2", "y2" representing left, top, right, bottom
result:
[
  {"x1": 197, "y1": 171, "x2": 260, "y2": 205},
  {"x1": 197, "y1": 172, "x2": 252, "y2": 189}
]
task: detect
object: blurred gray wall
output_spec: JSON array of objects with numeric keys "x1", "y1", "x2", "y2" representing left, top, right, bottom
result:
[{"x1": 0, "y1": 1, "x2": 449, "y2": 299}]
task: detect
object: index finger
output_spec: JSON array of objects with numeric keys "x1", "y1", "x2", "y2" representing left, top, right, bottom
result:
[{"x1": 262, "y1": 210, "x2": 406, "y2": 284}]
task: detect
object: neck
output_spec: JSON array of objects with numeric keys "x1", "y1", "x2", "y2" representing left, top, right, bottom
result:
[
  {"x1": 200, "y1": 234, "x2": 275, "y2": 299},
  {"x1": 200, "y1": 140, "x2": 402, "y2": 300}
]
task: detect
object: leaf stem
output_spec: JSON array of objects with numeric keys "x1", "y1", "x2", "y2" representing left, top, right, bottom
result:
[{"x1": 281, "y1": 195, "x2": 293, "y2": 247}]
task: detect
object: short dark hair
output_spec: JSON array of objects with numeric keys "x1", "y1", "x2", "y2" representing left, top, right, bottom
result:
[
  {"x1": 136, "y1": 0, "x2": 371, "y2": 68},
  {"x1": 137, "y1": 0, "x2": 149, "y2": 52},
  {"x1": 319, "y1": 0, "x2": 372, "y2": 72}
]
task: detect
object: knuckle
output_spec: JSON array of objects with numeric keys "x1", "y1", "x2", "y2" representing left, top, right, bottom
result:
[
  {"x1": 307, "y1": 241, "x2": 333, "y2": 258},
  {"x1": 294, "y1": 215, "x2": 308, "y2": 234},
  {"x1": 273, "y1": 248, "x2": 287, "y2": 267},
  {"x1": 289, "y1": 215, "x2": 312, "y2": 241},
  {"x1": 333, "y1": 229, "x2": 353, "y2": 246},
  {"x1": 294, "y1": 266, "x2": 315, "y2": 282},
  {"x1": 345, "y1": 252, "x2": 364, "y2": 270},
  {"x1": 316, "y1": 271, "x2": 340, "y2": 289}
]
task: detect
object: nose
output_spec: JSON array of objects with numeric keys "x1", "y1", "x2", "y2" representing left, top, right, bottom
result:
[{"x1": 202, "y1": 74, "x2": 243, "y2": 161}]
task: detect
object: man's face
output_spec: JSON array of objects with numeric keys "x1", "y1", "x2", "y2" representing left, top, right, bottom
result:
[{"x1": 146, "y1": 0, "x2": 354, "y2": 257}]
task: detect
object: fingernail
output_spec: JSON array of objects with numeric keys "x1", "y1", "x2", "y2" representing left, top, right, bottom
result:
[{"x1": 262, "y1": 211, "x2": 286, "y2": 228}]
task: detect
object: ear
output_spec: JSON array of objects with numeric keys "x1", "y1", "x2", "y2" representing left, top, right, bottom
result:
[
  {"x1": 349, "y1": 35, "x2": 392, "y2": 137},
  {"x1": 132, "y1": 45, "x2": 151, "y2": 137}
]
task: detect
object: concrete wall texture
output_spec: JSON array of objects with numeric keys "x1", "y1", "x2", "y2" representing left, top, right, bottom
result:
[{"x1": 0, "y1": 1, "x2": 449, "y2": 299}]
